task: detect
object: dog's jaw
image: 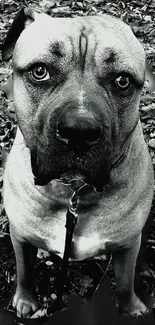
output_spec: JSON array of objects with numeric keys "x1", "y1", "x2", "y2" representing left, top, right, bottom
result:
[{"x1": 34, "y1": 170, "x2": 104, "y2": 193}]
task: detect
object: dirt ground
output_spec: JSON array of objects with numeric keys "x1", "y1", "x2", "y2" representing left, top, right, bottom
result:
[{"x1": 0, "y1": 0, "x2": 155, "y2": 324}]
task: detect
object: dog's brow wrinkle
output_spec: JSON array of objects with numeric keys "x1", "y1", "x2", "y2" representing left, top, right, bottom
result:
[{"x1": 79, "y1": 28, "x2": 88, "y2": 71}]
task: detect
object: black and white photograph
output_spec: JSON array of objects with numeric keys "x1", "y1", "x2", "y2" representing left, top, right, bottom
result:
[{"x1": 0, "y1": 0, "x2": 155, "y2": 324}]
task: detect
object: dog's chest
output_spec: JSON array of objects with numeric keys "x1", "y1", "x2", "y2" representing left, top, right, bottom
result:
[
  {"x1": 7, "y1": 193, "x2": 135, "y2": 261},
  {"x1": 5, "y1": 177, "x2": 140, "y2": 261},
  {"x1": 14, "y1": 206, "x2": 107, "y2": 261}
]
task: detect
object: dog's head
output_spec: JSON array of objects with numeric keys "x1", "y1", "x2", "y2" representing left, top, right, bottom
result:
[{"x1": 2, "y1": 8, "x2": 146, "y2": 191}]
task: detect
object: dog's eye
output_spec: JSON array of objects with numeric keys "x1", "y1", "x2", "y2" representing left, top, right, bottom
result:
[
  {"x1": 29, "y1": 65, "x2": 50, "y2": 81},
  {"x1": 115, "y1": 75, "x2": 131, "y2": 91}
]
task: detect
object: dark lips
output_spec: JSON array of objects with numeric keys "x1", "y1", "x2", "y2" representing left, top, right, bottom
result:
[
  {"x1": 34, "y1": 172, "x2": 106, "y2": 193},
  {"x1": 34, "y1": 170, "x2": 91, "y2": 191}
]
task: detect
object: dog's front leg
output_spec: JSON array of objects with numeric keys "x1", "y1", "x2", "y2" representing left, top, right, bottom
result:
[
  {"x1": 10, "y1": 228, "x2": 39, "y2": 318},
  {"x1": 112, "y1": 234, "x2": 148, "y2": 317}
]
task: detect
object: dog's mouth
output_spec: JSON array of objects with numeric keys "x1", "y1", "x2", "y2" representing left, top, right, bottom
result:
[
  {"x1": 33, "y1": 166, "x2": 108, "y2": 193},
  {"x1": 32, "y1": 142, "x2": 112, "y2": 193},
  {"x1": 34, "y1": 169, "x2": 98, "y2": 192}
]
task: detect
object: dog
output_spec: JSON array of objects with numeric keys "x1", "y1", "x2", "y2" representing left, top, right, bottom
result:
[{"x1": 2, "y1": 7, "x2": 154, "y2": 319}]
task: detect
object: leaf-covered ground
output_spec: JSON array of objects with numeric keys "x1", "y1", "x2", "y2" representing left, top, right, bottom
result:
[{"x1": 0, "y1": 0, "x2": 155, "y2": 323}]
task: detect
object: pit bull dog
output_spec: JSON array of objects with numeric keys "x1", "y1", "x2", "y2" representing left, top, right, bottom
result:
[{"x1": 2, "y1": 7, "x2": 154, "y2": 319}]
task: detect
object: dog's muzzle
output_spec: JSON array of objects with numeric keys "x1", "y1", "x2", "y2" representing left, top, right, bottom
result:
[
  {"x1": 33, "y1": 106, "x2": 111, "y2": 191},
  {"x1": 56, "y1": 109, "x2": 102, "y2": 147}
]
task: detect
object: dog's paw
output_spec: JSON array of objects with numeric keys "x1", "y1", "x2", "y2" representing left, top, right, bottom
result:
[
  {"x1": 12, "y1": 288, "x2": 39, "y2": 318},
  {"x1": 118, "y1": 293, "x2": 149, "y2": 317}
]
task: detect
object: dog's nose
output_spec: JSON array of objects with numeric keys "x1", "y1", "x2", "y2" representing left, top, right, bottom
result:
[{"x1": 57, "y1": 110, "x2": 102, "y2": 145}]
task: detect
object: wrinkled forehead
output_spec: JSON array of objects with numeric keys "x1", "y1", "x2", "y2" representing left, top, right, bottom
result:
[{"x1": 13, "y1": 14, "x2": 145, "y2": 78}]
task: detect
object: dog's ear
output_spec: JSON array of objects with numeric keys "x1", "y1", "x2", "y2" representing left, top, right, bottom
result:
[
  {"x1": 145, "y1": 60, "x2": 155, "y2": 92},
  {"x1": 1, "y1": 7, "x2": 40, "y2": 61}
]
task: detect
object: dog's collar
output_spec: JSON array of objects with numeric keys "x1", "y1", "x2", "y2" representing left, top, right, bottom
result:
[{"x1": 54, "y1": 178, "x2": 95, "y2": 193}]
